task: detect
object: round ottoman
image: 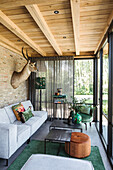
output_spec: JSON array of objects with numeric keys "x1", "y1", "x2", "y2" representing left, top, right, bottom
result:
[{"x1": 65, "y1": 132, "x2": 91, "y2": 158}]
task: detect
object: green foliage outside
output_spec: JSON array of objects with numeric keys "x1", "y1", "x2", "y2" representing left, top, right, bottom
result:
[
  {"x1": 102, "y1": 52, "x2": 108, "y2": 115},
  {"x1": 74, "y1": 60, "x2": 93, "y2": 96}
]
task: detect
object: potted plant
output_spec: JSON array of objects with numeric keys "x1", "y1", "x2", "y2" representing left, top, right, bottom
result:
[{"x1": 68, "y1": 97, "x2": 82, "y2": 124}]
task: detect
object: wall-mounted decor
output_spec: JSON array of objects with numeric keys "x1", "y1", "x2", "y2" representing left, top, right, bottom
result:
[
  {"x1": 35, "y1": 77, "x2": 46, "y2": 89},
  {"x1": 35, "y1": 77, "x2": 46, "y2": 111},
  {"x1": 11, "y1": 47, "x2": 38, "y2": 89}
]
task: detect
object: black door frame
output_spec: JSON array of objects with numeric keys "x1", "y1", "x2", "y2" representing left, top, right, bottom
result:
[
  {"x1": 108, "y1": 32, "x2": 113, "y2": 159},
  {"x1": 95, "y1": 32, "x2": 113, "y2": 168}
]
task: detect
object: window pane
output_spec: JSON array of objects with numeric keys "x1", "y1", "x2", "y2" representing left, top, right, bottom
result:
[
  {"x1": 97, "y1": 55, "x2": 100, "y2": 131},
  {"x1": 102, "y1": 115, "x2": 108, "y2": 145},
  {"x1": 74, "y1": 59, "x2": 93, "y2": 103},
  {"x1": 102, "y1": 42, "x2": 108, "y2": 145},
  {"x1": 102, "y1": 43, "x2": 108, "y2": 115}
]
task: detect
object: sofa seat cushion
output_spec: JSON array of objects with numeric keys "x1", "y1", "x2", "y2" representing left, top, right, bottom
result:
[
  {"x1": 0, "y1": 108, "x2": 10, "y2": 124},
  {"x1": 13, "y1": 120, "x2": 23, "y2": 125},
  {"x1": 17, "y1": 125, "x2": 30, "y2": 148},
  {"x1": 32, "y1": 111, "x2": 47, "y2": 129},
  {"x1": 25, "y1": 117, "x2": 41, "y2": 135}
]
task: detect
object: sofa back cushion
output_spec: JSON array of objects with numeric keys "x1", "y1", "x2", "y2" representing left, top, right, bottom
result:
[
  {"x1": 80, "y1": 105, "x2": 90, "y2": 115},
  {"x1": 21, "y1": 100, "x2": 34, "y2": 111},
  {"x1": 4, "y1": 103, "x2": 19, "y2": 123},
  {"x1": 0, "y1": 108, "x2": 10, "y2": 123}
]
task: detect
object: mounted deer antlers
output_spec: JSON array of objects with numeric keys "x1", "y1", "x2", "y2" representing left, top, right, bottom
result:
[{"x1": 11, "y1": 47, "x2": 38, "y2": 89}]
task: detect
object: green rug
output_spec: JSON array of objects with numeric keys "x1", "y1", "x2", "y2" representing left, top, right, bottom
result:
[{"x1": 8, "y1": 140, "x2": 105, "y2": 170}]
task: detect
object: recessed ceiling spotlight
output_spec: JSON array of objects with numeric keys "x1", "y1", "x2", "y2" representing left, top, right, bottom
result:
[
  {"x1": 63, "y1": 36, "x2": 66, "y2": 39},
  {"x1": 54, "y1": 10, "x2": 59, "y2": 14}
]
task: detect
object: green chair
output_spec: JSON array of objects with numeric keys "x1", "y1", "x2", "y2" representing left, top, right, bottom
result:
[{"x1": 78, "y1": 105, "x2": 94, "y2": 130}]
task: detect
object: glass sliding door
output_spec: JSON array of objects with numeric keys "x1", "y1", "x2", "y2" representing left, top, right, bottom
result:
[
  {"x1": 97, "y1": 53, "x2": 100, "y2": 131},
  {"x1": 96, "y1": 33, "x2": 113, "y2": 166},
  {"x1": 102, "y1": 42, "x2": 108, "y2": 146},
  {"x1": 102, "y1": 43, "x2": 109, "y2": 115},
  {"x1": 74, "y1": 59, "x2": 94, "y2": 103},
  {"x1": 108, "y1": 32, "x2": 113, "y2": 164}
]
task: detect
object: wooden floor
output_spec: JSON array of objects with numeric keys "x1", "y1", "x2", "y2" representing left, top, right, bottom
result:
[{"x1": 0, "y1": 121, "x2": 112, "y2": 170}]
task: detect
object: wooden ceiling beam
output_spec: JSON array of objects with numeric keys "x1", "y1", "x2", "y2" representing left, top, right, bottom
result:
[
  {"x1": 0, "y1": 35, "x2": 22, "y2": 55},
  {"x1": 0, "y1": 41, "x2": 22, "y2": 55},
  {"x1": 26, "y1": 4, "x2": 62, "y2": 56},
  {"x1": 70, "y1": 0, "x2": 80, "y2": 55},
  {"x1": 0, "y1": 10, "x2": 46, "y2": 56},
  {"x1": 94, "y1": 10, "x2": 113, "y2": 54},
  {"x1": 74, "y1": 55, "x2": 95, "y2": 59},
  {"x1": 0, "y1": 0, "x2": 66, "y2": 10}
]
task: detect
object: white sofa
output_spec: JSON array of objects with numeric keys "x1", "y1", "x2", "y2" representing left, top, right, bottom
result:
[{"x1": 0, "y1": 100, "x2": 47, "y2": 165}]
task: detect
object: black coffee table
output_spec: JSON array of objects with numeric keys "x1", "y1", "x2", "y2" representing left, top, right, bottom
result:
[
  {"x1": 49, "y1": 120, "x2": 83, "y2": 132},
  {"x1": 44, "y1": 129, "x2": 71, "y2": 155}
]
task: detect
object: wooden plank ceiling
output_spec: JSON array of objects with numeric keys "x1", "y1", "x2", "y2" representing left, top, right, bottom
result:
[{"x1": 0, "y1": 0, "x2": 113, "y2": 58}]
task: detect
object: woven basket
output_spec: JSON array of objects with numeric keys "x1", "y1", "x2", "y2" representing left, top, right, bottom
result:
[{"x1": 65, "y1": 132, "x2": 91, "y2": 158}]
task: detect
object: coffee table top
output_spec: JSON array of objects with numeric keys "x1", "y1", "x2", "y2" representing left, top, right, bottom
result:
[
  {"x1": 45, "y1": 129, "x2": 71, "y2": 142},
  {"x1": 50, "y1": 120, "x2": 83, "y2": 130}
]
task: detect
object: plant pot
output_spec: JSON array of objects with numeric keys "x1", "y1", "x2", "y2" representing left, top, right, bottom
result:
[{"x1": 72, "y1": 113, "x2": 82, "y2": 124}]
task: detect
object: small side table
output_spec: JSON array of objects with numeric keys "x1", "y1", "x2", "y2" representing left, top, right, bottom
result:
[
  {"x1": 53, "y1": 94, "x2": 67, "y2": 119},
  {"x1": 44, "y1": 129, "x2": 71, "y2": 156}
]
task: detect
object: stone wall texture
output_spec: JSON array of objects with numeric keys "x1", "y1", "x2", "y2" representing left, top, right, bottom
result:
[{"x1": 0, "y1": 45, "x2": 28, "y2": 108}]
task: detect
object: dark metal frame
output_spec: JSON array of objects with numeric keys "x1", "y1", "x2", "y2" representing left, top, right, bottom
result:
[
  {"x1": 93, "y1": 57, "x2": 98, "y2": 122},
  {"x1": 96, "y1": 31, "x2": 113, "y2": 168},
  {"x1": 108, "y1": 32, "x2": 113, "y2": 158},
  {"x1": 99, "y1": 48, "x2": 103, "y2": 134}
]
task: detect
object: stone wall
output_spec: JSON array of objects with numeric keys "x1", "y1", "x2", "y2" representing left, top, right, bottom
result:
[{"x1": 0, "y1": 45, "x2": 28, "y2": 108}]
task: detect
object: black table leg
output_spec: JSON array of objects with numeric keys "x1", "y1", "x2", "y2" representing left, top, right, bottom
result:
[
  {"x1": 44, "y1": 139, "x2": 46, "y2": 154},
  {"x1": 6, "y1": 159, "x2": 8, "y2": 166},
  {"x1": 57, "y1": 143, "x2": 61, "y2": 155},
  {"x1": 85, "y1": 123, "x2": 87, "y2": 130}
]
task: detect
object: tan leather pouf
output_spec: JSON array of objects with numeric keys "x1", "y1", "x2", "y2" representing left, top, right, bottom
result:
[{"x1": 65, "y1": 132, "x2": 91, "y2": 158}]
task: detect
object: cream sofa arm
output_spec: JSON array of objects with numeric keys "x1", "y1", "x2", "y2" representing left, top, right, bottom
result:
[{"x1": 0, "y1": 123, "x2": 17, "y2": 159}]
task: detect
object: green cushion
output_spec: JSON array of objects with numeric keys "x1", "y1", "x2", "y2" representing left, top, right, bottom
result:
[
  {"x1": 80, "y1": 105, "x2": 90, "y2": 115},
  {"x1": 79, "y1": 113, "x2": 93, "y2": 123},
  {"x1": 22, "y1": 108, "x2": 33, "y2": 122}
]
